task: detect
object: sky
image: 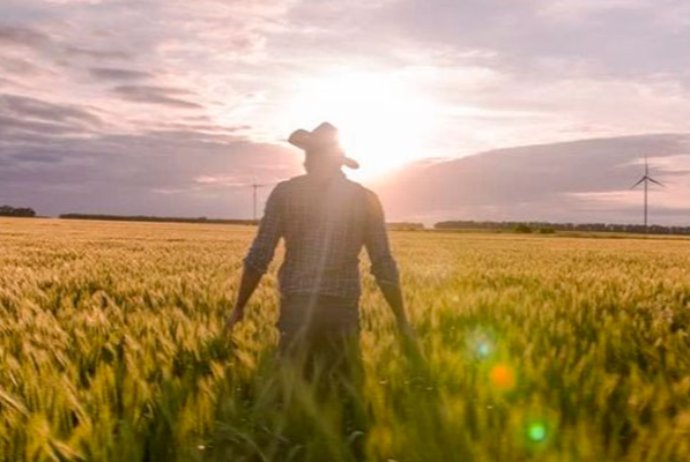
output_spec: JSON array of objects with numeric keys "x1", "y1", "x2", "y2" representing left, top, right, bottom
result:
[{"x1": 1, "y1": 0, "x2": 689, "y2": 223}]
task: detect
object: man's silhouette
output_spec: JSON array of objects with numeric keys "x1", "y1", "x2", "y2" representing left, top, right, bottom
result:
[{"x1": 226, "y1": 122, "x2": 414, "y2": 379}]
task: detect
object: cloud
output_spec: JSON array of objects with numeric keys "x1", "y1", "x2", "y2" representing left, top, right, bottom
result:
[
  {"x1": 0, "y1": 114, "x2": 79, "y2": 136},
  {"x1": 374, "y1": 134, "x2": 690, "y2": 225},
  {"x1": 11, "y1": 152, "x2": 64, "y2": 164},
  {"x1": 0, "y1": 76, "x2": 17, "y2": 88},
  {"x1": 88, "y1": 67, "x2": 151, "y2": 81},
  {"x1": 152, "y1": 122, "x2": 251, "y2": 134},
  {"x1": 0, "y1": 94, "x2": 101, "y2": 126},
  {"x1": 0, "y1": 56, "x2": 45, "y2": 76},
  {"x1": 0, "y1": 126, "x2": 301, "y2": 217},
  {"x1": 112, "y1": 85, "x2": 203, "y2": 109},
  {"x1": 2, "y1": 0, "x2": 690, "y2": 222},
  {"x1": 63, "y1": 45, "x2": 131, "y2": 60},
  {"x1": 0, "y1": 23, "x2": 130, "y2": 62},
  {"x1": 0, "y1": 94, "x2": 102, "y2": 143},
  {"x1": 373, "y1": 0, "x2": 690, "y2": 78},
  {"x1": 537, "y1": 0, "x2": 651, "y2": 21},
  {"x1": 0, "y1": 24, "x2": 50, "y2": 49}
]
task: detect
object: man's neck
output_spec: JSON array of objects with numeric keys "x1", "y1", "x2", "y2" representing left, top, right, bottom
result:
[{"x1": 306, "y1": 169, "x2": 345, "y2": 184}]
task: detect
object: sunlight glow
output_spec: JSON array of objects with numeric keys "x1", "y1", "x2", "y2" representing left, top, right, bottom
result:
[{"x1": 282, "y1": 71, "x2": 440, "y2": 179}]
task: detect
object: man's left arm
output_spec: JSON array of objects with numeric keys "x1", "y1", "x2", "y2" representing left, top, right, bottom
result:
[{"x1": 363, "y1": 191, "x2": 414, "y2": 337}]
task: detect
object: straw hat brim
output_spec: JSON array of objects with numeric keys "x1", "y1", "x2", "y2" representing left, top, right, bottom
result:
[{"x1": 288, "y1": 123, "x2": 360, "y2": 169}]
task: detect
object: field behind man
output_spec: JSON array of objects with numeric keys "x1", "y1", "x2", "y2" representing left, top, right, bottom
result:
[{"x1": 2, "y1": 218, "x2": 690, "y2": 461}]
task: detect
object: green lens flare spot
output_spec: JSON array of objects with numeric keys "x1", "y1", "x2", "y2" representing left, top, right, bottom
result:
[
  {"x1": 528, "y1": 424, "x2": 547, "y2": 441},
  {"x1": 478, "y1": 343, "x2": 491, "y2": 357}
]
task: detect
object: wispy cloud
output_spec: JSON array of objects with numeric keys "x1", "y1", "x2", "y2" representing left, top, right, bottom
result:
[
  {"x1": 112, "y1": 85, "x2": 202, "y2": 109},
  {"x1": 88, "y1": 67, "x2": 151, "y2": 81},
  {"x1": 0, "y1": 24, "x2": 50, "y2": 48},
  {"x1": 0, "y1": 94, "x2": 101, "y2": 126}
]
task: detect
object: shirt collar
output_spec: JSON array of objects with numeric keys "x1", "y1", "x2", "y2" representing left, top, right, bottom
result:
[{"x1": 306, "y1": 169, "x2": 346, "y2": 185}]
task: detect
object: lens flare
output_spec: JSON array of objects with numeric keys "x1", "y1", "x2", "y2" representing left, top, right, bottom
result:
[
  {"x1": 478, "y1": 342, "x2": 491, "y2": 358},
  {"x1": 528, "y1": 423, "x2": 547, "y2": 442},
  {"x1": 489, "y1": 364, "x2": 516, "y2": 391}
]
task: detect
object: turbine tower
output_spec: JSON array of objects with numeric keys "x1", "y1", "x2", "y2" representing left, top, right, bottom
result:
[
  {"x1": 631, "y1": 155, "x2": 664, "y2": 232},
  {"x1": 248, "y1": 180, "x2": 273, "y2": 222}
]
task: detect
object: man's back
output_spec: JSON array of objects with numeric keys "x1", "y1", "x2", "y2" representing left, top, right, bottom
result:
[
  {"x1": 227, "y1": 122, "x2": 415, "y2": 385},
  {"x1": 243, "y1": 171, "x2": 399, "y2": 299}
]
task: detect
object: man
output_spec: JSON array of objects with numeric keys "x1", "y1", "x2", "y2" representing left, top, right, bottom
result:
[{"x1": 226, "y1": 122, "x2": 414, "y2": 378}]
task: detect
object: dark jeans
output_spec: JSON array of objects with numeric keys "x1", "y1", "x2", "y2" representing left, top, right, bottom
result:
[
  {"x1": 277, "y1": 292, "x2": 362, "y2": 382},
  {"x1": 275, "y1": 292, "x2": 368, "y2": 454}
]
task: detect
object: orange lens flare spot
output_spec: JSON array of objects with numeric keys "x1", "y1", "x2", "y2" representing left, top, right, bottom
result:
[{"x1": 489, "y1": 364, "x2": 516, "y2": 391}]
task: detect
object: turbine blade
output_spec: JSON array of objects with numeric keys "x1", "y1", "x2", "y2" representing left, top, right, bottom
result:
[
  {"x1": 631, "y1": 177, "x2": 646, "y2": 189},
  {"x1": 647, "y1": 177, "x2": 665, "y2": 187}
]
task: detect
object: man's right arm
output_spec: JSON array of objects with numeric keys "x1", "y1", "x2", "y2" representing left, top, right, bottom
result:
[
  {"x1": 226, "y1": 184, "x2": 284, "y2": 330},
  {"x1": 225, "y1": 266, "x2": 263, "y2": 329}
]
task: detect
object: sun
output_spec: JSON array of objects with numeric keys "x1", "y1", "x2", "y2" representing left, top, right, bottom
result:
[{"x1": 280, "y1": 71, "x2": 439, "y2": 179}]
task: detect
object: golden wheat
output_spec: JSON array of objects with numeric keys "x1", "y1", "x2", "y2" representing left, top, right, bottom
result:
[{"x1": 2, "y1": 218, "x2": 690, "y2": 461}]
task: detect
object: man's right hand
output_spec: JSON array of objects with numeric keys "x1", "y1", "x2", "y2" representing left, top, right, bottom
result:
[
  {"x1": 398, "y1": 320, "x2": 425, "y2": 361},
  {"x1": 398, "y1": 319, "x2": 416, "y2": 340},
  {"x1": 226, "y1": 266, "x2": 264, "y2": 334},
  {"x1": 225, "y1": 307, "x2": 245, "y2": 332}
]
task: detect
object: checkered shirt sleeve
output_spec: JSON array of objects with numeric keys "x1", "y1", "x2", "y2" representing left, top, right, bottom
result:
[
  {"x1": 243, "y1": 184, "x2": 283, "y2": 274},
  {"x1": 364, "y1": 191, "x2": 400, "y2": 287}
]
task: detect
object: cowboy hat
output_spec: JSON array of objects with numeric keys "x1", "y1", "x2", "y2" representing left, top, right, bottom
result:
[{"x1": 288, "y1": 122, "x2": 360, "y2": 169}]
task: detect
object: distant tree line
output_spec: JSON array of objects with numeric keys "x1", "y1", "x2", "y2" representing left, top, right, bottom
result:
[
  {"x1": 60, "y1": 214, "x2": 427, "y2": 229},
  {"x1": 387, "y1": 222, "x2": 425, "y2": 231},
  {"x1": 59, "y1": 214, "x2": 257, "y2": 225},
  {"x1": 0, "y1": 205, "x2": 36, "y2": 217},
  {"x1": 435, "y1": 220, "x2": 690, "y2": 236}
]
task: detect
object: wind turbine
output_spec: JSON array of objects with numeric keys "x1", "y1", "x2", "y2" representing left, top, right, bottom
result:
[
  {"x1": 248, "y1": 180, "x2": 274, "y2": 222},
  {"x1": 631, "y1": 155, "x2": 664, "y2": 232}
]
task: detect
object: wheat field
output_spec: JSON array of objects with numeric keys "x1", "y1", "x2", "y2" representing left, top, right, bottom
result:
[{"x1": 2, "y1": 218, "x2": 690, "y2": 461}]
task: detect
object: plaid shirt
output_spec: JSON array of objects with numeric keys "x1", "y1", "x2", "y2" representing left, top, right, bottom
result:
[{"x1": 243, "y1": 171, "x2": 400, "y2": 299}]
